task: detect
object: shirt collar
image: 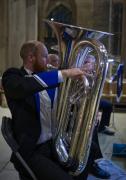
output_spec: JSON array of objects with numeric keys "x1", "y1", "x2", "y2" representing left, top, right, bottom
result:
[{"x1": 24, "y1": 67, "x2": 33, "y2": 75}]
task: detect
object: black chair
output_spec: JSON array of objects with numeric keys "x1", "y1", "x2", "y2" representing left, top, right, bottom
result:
[{"x1": 1, "y1": 116, "x2": 38, "y2": 180}]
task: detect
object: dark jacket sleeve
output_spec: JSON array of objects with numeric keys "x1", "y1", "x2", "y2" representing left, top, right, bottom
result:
[{"x1": 2, "y1": 68, "x2": 58, "y2": 99}]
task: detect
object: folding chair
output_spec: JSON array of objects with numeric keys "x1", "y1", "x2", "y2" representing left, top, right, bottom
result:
[{"x1": 1, "y1": 116, "x2": 38, "y2": 180}]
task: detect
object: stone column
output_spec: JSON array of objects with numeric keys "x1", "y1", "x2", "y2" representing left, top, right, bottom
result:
[
  {"x1": 26, "y1": 0, "x2": 38, "y2": 40},
  {"x1": 7, "y1": 0, "x2": 38, "y2": 69},
  {"x1": 0, "y1": 0, "x2": 8, "y2": 74},
  {"x1": 7, "y1": 0, "x2": 26, "y2": 68}
]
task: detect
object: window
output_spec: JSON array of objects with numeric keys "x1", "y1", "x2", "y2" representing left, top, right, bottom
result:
[{"x1": 45, "y1": 4, "x2": 73, "y2": 52}]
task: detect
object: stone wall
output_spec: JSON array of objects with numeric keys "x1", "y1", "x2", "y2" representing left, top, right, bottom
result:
[
  {"x1": 0, "y1": 0, "x2": 126, "y2": 76},
  {"x1": 0, "y1": 0, "x2": 38, "y2": 74},
  {"x1": 0, "y1": 0, "x2": 8, "y2": 75},
  {"x1": 75, "y1": 0, "x2": 94, "y2": 28}
]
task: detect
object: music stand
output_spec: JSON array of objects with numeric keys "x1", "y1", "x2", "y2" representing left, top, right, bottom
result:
[
  {"x1": 111, "y1": 64, "x2": 126, "y2": 157},
  {"x1": 110, "y1": 63, "x2": 124, "y2": 129}
]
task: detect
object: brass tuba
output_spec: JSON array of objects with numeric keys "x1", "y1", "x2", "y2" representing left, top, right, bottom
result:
[{"x1": 44, "y1": 20, "x2": 113, "y2": 176}]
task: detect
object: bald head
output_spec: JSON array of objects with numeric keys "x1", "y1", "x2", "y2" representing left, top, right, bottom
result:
[
  {"x1": 85, "y1": 55, "x2": 96, "y2": 63},
  {"x1": 48, "y1": 54, "x2": 60, "y2": 68},
  {"x1": 20, "y1": 40, "x2": 43, "y2": 61}
]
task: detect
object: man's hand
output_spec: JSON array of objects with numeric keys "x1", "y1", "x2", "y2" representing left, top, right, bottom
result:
[{"x1": 61, "y1": 68, "x2": 84, "y2": 79}]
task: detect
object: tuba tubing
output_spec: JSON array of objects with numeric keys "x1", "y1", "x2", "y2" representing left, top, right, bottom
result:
[{"x1": 44, "y1": 20, "x2": 112, "y2": 176}]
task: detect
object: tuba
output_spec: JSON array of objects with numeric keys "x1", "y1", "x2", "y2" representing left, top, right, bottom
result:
[{"x1": 44, "y1": 20, "x2": 113, "y2": 176}]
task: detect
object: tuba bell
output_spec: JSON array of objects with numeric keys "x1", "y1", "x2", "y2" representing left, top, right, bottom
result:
[{"x1": 44, "y1": 20, "x2": 113, "y2": 176}]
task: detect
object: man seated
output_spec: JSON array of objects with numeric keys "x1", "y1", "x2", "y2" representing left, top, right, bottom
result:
[
  {"x1": 83, "y1": 55, "x2": 115, "y2": 136},
  {"x1": 2, "y1": 42, "x2": 110, "y2": 180},
  {"x1": 2, "y1": 41, "x2": 85, "y2": 180},
  {"x1": 48, "y1": 53, "x2": 60, "y2": 69}
]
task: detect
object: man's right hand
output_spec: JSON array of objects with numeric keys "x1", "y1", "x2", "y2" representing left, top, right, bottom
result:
[{"x1": 61, "y1": 68, "x2": 84, "y2": 80}]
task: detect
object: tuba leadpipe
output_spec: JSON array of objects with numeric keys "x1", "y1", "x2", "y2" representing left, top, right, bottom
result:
[{"x1": 44, "y1": 20, "x2": 113, "y2": 176}]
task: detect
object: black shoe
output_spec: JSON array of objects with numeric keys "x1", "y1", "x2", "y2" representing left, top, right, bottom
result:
[
  {"x1": 99, "y1": 126, "x2": 115, "y2": 136},
  {"x1": 90, "y1": 163, "x2": 111, "y2": 179}
]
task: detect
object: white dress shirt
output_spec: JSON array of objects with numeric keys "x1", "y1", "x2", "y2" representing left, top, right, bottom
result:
[{"x1": 24, "y1": 67, "x2": 63, "y2": 144}]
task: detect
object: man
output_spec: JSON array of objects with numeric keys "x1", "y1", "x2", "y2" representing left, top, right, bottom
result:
[
  {"x1": 48, "y1": 53, "x2": 60, "y2": 69},
  {"x1": 2, "y1": 42, "x2": 110, "y2": 180},
  {"x1": 2, "y1": 40, "x2": 85, "y2": 180},
  {"x1": 84, "y1": 55, "x2": 115, "y2": 135}
]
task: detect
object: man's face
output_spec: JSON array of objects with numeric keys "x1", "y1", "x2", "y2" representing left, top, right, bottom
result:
[{"x1": 33, "y1": 44, "x2": 48, "y2": 72}]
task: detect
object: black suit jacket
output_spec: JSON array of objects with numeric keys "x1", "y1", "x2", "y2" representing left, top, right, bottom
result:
[{"x1": 2, "y1": 67, "x2": 58, "y2": 159}]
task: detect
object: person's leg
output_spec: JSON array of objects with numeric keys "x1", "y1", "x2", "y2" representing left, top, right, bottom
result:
[
  {"x1": 73, "y1": 125, "x2": 103, "y2": 180},
  {"x1": 85, "y1": 126, "x2": 110, "y2": 179},
  {"x1": 28, "y1": 153, "x2": 74, "y2": 180},
  {"x1": 99, "y1": 99, "x2": 112, "y2": 131},
  {"x1": 27, "y1": 141, "x2": 74, "y2": 180},
  {"x1": 92, "y1": 124, "x2": 103, "y2": 159},
  {"x1": 86, "y1": 125, "x2": 103, "y2": 170},
  {"x1": 68, "y1": 128, "x2": 101, "y2": 180}
]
